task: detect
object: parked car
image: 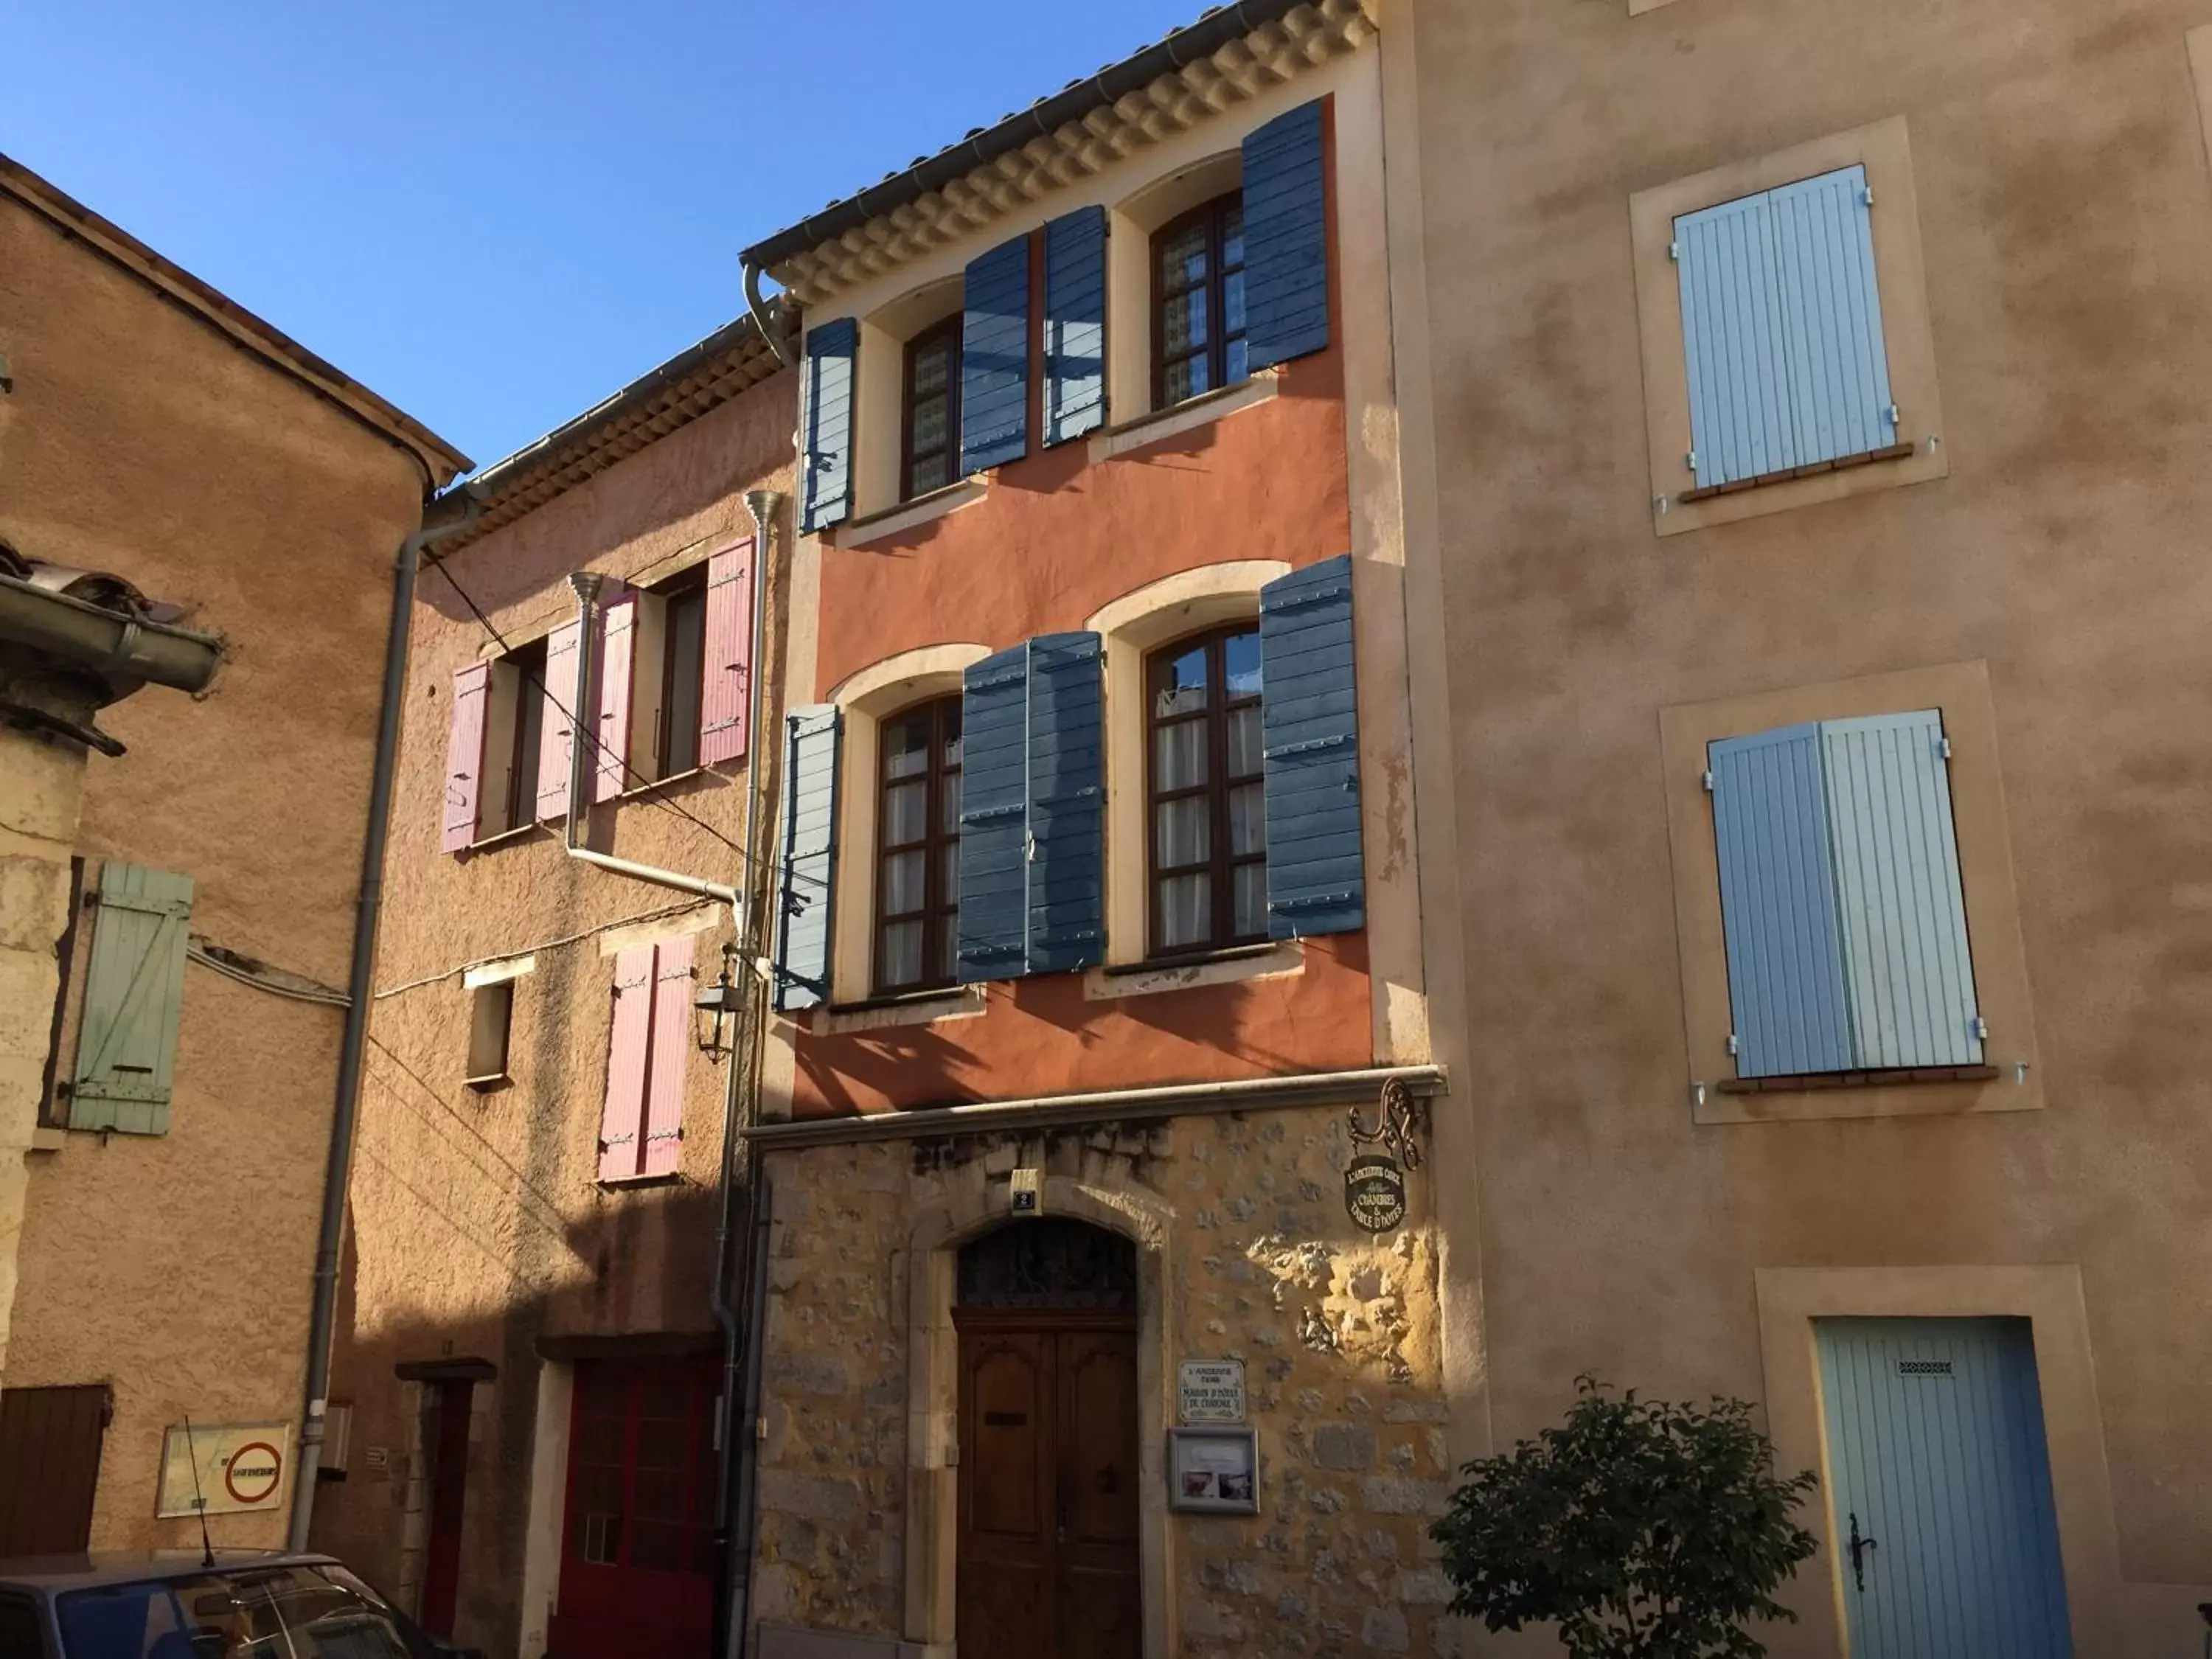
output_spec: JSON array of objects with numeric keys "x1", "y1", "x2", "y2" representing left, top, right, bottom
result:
[{"x1": 0, "y1": 1552, "x2": 480, "y2": 1659}]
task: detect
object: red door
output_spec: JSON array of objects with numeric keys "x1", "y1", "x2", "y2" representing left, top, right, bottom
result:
[
  {"x1": 420, "y1": 1380, "x2": 473, "y2": 1637},
  {"x1": 548, "y1": 1359, "x2": 719, "y2": 1659}
]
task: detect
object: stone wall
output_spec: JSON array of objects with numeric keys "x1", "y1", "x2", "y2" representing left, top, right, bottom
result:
[{"x1": 751, "y1": 1100, "x2": 1462, "y2": 1659}]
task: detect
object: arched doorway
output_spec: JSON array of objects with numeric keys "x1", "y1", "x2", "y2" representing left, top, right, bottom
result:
[{"x1": 953, "y1": 1219, "x2": 1142, "y2": 1659}]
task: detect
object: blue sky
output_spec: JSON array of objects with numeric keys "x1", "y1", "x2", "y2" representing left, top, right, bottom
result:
[{"x1": 7, "y1": 0, "x2": 1208, "y2": 472}]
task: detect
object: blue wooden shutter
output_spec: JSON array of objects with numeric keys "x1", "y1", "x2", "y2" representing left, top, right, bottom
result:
[
  {"x1": 1770, "y1": 165, "x2": 1897, "y2": 467},
  {"x1": 1242, "y1": 99, "x2": 1330, "y2": 372},
  {"x1": 961, "y1": 234, "x2": 1031, "y2": 474},
  {"x1": 956, "y1": 646, "x2": 1030, "y2": 981},
  {"x1": 71, "y1": 862, "x2": 193, "y2": 1134},
  {"x1": 801, "y1": 318, "x2": 858, "y2": 532},
  {"x1": 1026, "y1": 633, "x2": 1105, "y2": 973},
  {"x1": 1258, "y1": 556, "x2": 1364, "y2": 939},
  {"x1": 1708, "y1": 723, "x2": 1854, "y2": 1077},
  {"x1": 773, "y1": 706, "x2": 841, "y2": 1012},
  {"x1": 1043, "y1": 208, "x2": 1107, "y2": 446},
  {"x1": 1675, "y1": 190, "x2": 1795, "y2": 488},
  {"x1": 1820, "y1": 711, "x2": 1981, "y2": 1068}
]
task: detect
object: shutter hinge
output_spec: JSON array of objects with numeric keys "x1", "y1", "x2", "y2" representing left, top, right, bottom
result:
[
  {"x1": 1686, "y1": 449, "x2": 1697, "y2": 474},
  {"x1": 1668, "y1": 240, "x2": 1680, "y2": 262},
  {"x1": 1972, "y1": 1015, "x2": 1989, "y2": 1040},
  {"x1": 1726, "y1": 1033, "x2": 1740, "y2": 1057},
  {"x1": 1886, "y1": 402, "x2": 1902, "y2": 428},
  {"x1": 1861, "y1": 184, "x2": 1874, "y2": 207},
  {"x1": 1938, "y1": 735, "x2": 1952, "y2": 760},
  {"x1": 1700, "y1": 768, "x2": 1715, "y2": 793}
]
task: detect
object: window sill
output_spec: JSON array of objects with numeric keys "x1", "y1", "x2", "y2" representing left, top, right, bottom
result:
[
  {"x1": 811, "y1": 984, "x2": 987, "y2": 1035},
  {"x1": 26, "y1": 1126, "x2": 66, "y2": 1154},
  {"x1": 1674, "y1": 439, "x2": 1918, "y2": 506},
  {"x1": 617, "y1": 767, "x2": 711, "y2": 803},
  {"x1": 1085, "y1": 941, "x2": 1301, "y2": 1001},
  {"x1": 597, "y1": 1172, "x2": 687, "y2": 1192},
  {"x1": 465, "y1": 1073, "x2": 512, "y2": 1094},
  {"x1": 1716, "y1": 1062, "x2": 2000, "y2": 1096},
  {"x1": 465, "y1": 822, "x2": 549, "y2": 855},
  {"x1": 1088, "y1": 369, "x2": 1280, "y2": 464},
  {"x1": 837, "y1": 477, "x2": 989, "y2": 549}
]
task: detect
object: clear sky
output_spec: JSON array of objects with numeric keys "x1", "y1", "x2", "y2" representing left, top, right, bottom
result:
[{"x1": 7, "y1": 0, "x2": 1210, "y2": 473}]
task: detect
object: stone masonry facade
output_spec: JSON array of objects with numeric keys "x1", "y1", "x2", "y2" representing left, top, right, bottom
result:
[{"x1": 750, "y1": 1101, "x2": 1462, "y2": 1659}]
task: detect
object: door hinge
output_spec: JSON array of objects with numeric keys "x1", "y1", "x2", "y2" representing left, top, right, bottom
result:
[{"x1": 1726, "y1": 1033, "x2": 1740, "y2": 1057}]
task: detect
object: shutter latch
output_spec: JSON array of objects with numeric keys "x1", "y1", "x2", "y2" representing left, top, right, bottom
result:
[{"x1": 1726, "y1": 1033, "x2": 1740, "y2": 1057}]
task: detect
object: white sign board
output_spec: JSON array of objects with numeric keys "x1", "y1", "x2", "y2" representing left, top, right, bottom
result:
[
  {"x1": 156, "y1": 1422, "x2": 291, "y2": 1518},
  {"x1": 1178, "y1": 1360, "x2": 1246, "y2": 1424}
]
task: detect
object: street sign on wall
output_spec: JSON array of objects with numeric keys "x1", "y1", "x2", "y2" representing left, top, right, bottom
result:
[{"x1": 156, "y1": 1421, "x2": 291, "y2": 1517}]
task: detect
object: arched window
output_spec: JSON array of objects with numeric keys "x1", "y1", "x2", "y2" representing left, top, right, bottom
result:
[
  {"x1": 876, "y1": 695, "x2": 964, "y2": 992},
  {"x1": 1147, "y1": 624, "x2": 1264, "y2": 955},
  {"x1": 1152, "y1": 191, "x2": 1248, "y2": 409}
]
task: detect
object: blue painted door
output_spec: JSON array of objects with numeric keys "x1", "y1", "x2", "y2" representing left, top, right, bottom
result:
[{"x1": 1816, "y1": 1318, "x2": 2070, "y2": 1658}]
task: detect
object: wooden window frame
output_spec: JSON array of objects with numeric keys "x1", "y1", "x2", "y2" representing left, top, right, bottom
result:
[
  {"x1": 1151, "y1": 192, "x2": 1248, "y2": 412},
  {"x1": 874, "y1": 695, "x2": 964, "y2": 995},
  {"x1": 901, "y1": 315, "x2": 964, "y2": 503},
  {"x1": 653, "y1": 566, "x2": 709, "y2": 781},
  {"x1": 1146, "y1": 625, "x2": 1265, "y2": 959},
  {"x1": 503, "y1": 637, "x2": 549, "y2": 832}
]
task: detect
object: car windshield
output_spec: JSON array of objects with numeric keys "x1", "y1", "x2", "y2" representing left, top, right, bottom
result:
[{"x1": 56, "y1": 1566, "x2": 420, "y2": 1659}]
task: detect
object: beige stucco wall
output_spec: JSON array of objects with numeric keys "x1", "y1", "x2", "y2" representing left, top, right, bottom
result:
[
  {"x1": 313, "y1": 372, "x2": 794, "y2": 1658},
  {"x1": 1385, "y1": 0, "x2": 2212, "y2": 1650},
  {"x1": 0, "y1": 184, "x2": 442, "y2": 1548},
  {"x1": 752, "y1": 1106, "x2": 1455, "y2": 1659}
]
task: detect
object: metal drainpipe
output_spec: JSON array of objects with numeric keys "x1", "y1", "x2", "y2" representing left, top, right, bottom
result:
[
  {"x1": 713, "y1": 490, "x2": 782, "y2": 1658},
  {"x1": 288, "y1": 488, "x2": 482, "y2": 1551}
]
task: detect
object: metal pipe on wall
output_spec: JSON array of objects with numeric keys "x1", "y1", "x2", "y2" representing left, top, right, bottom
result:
[{"x1": 288, "y1": 487, "x2": 481, "y2": 1551}]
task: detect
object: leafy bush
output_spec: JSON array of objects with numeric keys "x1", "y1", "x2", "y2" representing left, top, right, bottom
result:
[{"x1": 1429, "y1": 1378, "x2": 1819, "y2": 1659}]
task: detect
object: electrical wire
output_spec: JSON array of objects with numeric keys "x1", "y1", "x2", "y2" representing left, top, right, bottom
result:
[
  {"x1": 371, "y1": 896, "x2": 715, "y2": 1001},
  {"x1": 424, "y1": 554, "x2": 822, "y2": 895}
]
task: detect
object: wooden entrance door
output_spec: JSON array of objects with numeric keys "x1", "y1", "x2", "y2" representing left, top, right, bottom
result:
[
  {"x1": 0, "y1": 1385, "x2": 108, "y2": 1554},
  {"x1": 956, "y1": 1312, "x2": 1141, "y2": 1659},
  {"x1": 419, "y1": 1380, "x2": 473, "y2": 1637}
]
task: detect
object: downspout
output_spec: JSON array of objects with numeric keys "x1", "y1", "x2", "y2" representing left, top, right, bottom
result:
[
  {"x1": 714, "y1": 490, "x2": 782, "y2": 1658},
  {"x1": 289, "y1": 487, "x2": 482, "y2": 1551}
]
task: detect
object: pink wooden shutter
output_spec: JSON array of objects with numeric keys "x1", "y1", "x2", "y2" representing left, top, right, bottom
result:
[
  {"x1": 536, "y1": 621, "x2": 581, "y2": 822},
  {"x1": 699, "y1": 539, "x2": 755, "y2": 767},
  {"x1": 599, "y1": 945, "x2": 655, "y2": 1181},
  {"x1": 442, "y1": 664, "x2": 493, "y2": 852},
  {"x1": 595, "y1": 588, "x2": 636, "y2": 803},
  {"x1": 641, "y1": 935, "x2": 695, "y2": 1178}
]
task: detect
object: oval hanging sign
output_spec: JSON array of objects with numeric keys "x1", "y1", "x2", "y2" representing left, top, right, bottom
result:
[{"x1": 1344, "y1": 1153, "x2": 1407, "y2": 1234}]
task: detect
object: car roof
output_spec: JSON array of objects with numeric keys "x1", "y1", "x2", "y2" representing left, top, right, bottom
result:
[{"x1": 0, "y1": 1551, "x2": 336, "y2": 1592}]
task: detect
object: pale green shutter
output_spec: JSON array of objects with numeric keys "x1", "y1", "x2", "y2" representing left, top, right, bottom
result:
[{"x1": 71, "y1": 862, "x2": 193, "y2": 1134}]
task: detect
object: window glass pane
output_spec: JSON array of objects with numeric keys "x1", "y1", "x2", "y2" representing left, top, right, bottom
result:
[
  {"x1": 1229, "y1": 782, "x2": 1265, "y2": 856},
  {"x1": 909, "y1": 453, "x2": 950, "y2": 496},
  {"x1": 942, "y1": 704, "x2": 963, "y2": 763},
  {"x1": 934, "y1": 923, "x2": 959, "y2": 984},
  {"x1": 1224, "y1": 631, "x2": 1262, "y2": 699},
  {"x1": 268, "y1": 1568, "x2": 415, "y2": 1659},
  {"x1": 883, "y1": 714, "x2": 931, "y2": 778},
  {"x1": 1161, "y1": 287, "x2": 1208, "y2": 363},
  {"x1": 940, "y1": 768, "x2": 962, "y2": 836},
  {"x1": 883, "y1": 849, "x2": 927, "y2": 915},
  {"x1": 911, "y1": 394, "x2": 947, "y2": 457},
  {"x1": 1162, "y1": 356, "x2": 1203, "y2": 406},
  {"x1": 1225, "y1": 267, "x2": 1246, "y2": 336},
  {"x1": 511, "y1": 651, "x2": 545, "y2": 824},
  {"x1": 1161, "y1": 220, "x2": 1208, "y2": 290},
  {"x1": 911, "y1": 335, "x2": 950, "y2": 399},
  {"x1": 1158, "y1": 874, "x2": 1211, "y2": 950},
  {"x1": 880, "y1": 921, "x2": 924, "y2": 988},
  {"x1": 1226, "y1": 335, "x2": 1249, "y2": 387},
  {"x1": 942, "y1": 842, "x2": 959, "y2": 903},
  {"x1": 60, "y1": 1584, "x2": 184, "y2": 1658},
  {"x1": 664, "y1": 587, "x2": 706, "y2": 776},
  {"x1": 1153, "y1": 721, "x2": 1207, "y2": 792},
  {"x1": 1234, "y1": 863, "x2": 1267, "y2": 939},
  {"x1": 883, "y1": 780, "x2": 927, "y2": 846},
  {"x1": 1222, "y1": 201, "x2": 1245, "y2": 268},
  {"x1": 1155, "y1": 798, "x2": 1209, "y2": 869},
  {"x1": 1150, "y1": 644, "x2": 1208, "y2": 717},
  {"x1": 1226, "y1": 705, "x2": 1262, "y2": 779}
]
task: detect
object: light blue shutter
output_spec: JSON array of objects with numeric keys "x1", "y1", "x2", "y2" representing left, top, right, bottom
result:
[
  {"x1": 1675, "y1": 191, "x2": 1795, "y2": 488},
  {"x1": 956, "y1": 646, "x2": 1030, "y2": 981},
  {"x1": 960, "y1": 234, "x2": 1031, "y2": 474},
  {"x1": 1820, "y1": 712, "x2": 1981, "y2": 1068},
  {"x1": 773, "y1": 706, "x2": 841, "y2": 1012},
  {"x1": 72, "y1": 862, "x2": 193, "y2": 1134},
  {"x1": 1708, "y1": 724, "x2": 1854, "y2": 1077},
  {"x1": 801, "y1": 319, "x2": 858, "y2": 532},
  {"x1": 1258, "y1": 557, "x2": 1363, "y2": 939},
  {"x1": 1043, "y1": 208, "x2": 1107, "y2": 446},
  {"x1": 1026, "y1": 633, "x2": 1105, "y2": 973},
  {"x1": 1770, "y1": 165, "x2": 1896, "y2": 467},
  {"x1": 1242, "y1": 99, "x2": 1330, "y2": 372}
]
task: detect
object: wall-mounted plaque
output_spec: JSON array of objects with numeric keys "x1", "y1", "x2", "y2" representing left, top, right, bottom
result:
[
  {"x1": 1178, "y1": 1360, "x2": 1247, "y2": 1424},
  {"x1": 1168, "y1": 1426, "x2": 1259, "y2": 1514}
]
